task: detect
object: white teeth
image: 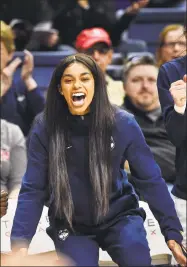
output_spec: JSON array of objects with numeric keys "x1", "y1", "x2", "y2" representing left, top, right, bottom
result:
[{"x1": 72, "y1": 92, "x2": 85, "y2": 97}]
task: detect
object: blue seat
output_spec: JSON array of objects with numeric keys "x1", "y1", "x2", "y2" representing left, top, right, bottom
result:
[
  {"x1": 111, "y1": 53, "x2": 124, "y2": 65},
  {"x1": 14, "y1": 51, "x2": 74, "y2": 66},
  {"x1": 13, "y1": 51, "x2": 74, "y2": 90},
  {"x1": 13, "y1": 51, "x2": 123, "y2": 91},
  {"x1": 128, "y1": 8, "x2": 186, "y2": 53},
  {"x1": 115, "y1": 39, "x2": 148, "y2": 55},
  {"x1": 106, "y1": 65, "x2": 123, "y2": 80}
]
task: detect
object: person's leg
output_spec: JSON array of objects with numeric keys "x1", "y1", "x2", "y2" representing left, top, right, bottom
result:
[
  {"x1": 100, "y1": 215, "x2": 152, "y2": 267},
  {"x1": 54, "y1": 231, "x2": 99, "y2": 266}
]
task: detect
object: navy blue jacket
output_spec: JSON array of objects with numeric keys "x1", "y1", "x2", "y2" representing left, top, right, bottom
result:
[
  {"x1": 157, "y1": 56, "x2": 187, "y2": 200},
  {"x1": 11, "y1": 108, "x2": 183, "y2": 249},
  {"x1": 122, "y1": 97, "x2": 176, "y2": 183},
  {"x1": 1, "y1": 80, "x2": 45, "y2": 136}
]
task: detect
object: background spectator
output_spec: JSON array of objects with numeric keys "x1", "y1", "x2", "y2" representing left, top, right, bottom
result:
[
  {"x1": 0, "y1": 0, "x2": 53, "y2": 25},
  {"x1": 52, "y1": 0, "x2": 149, "y2": 47},
  {"x1": 122, "y1": 55, "x2": 176, "y2": 183},
  {"x1": 49, "y1": 0, "x2": 116, "y2": 22},
  {"x1": 156, "y1": 24, "x2": 186, "y2": 67},
  {"x1": 9, "y1": 19, "x2": 33, "y2": 51},
  {"x1": 26, "y1": 28, "x2": 60, "y2": 52},
  {"x1": 0, "y1": 21, "x2": 45, "y2": 136},
  {"x1": 1, "y1": 120, "x2": 27, "y2": 199},
  {"x1": 26, "y1": 23, "x2": 77, "y2": 52},
  {"x1": 75, "y1": 27, "x2": 125, "y2": 106}
]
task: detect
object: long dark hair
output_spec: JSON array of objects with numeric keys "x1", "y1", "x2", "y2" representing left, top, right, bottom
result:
[{"x1": 44, "y1": 53, "x2": 115, "y2": 228}]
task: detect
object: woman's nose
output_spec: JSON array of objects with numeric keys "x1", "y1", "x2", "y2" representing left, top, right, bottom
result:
[{"x1": 74, "y1": 80, "x2": 82, "y2": 89}]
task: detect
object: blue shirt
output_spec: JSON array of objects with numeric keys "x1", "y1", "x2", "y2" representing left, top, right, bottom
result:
[
  {"x1": 11, "y1": 108, "x2": 183, "y2": 248},
  {"x1": 1, "y1": 80, "x2": 45, "y2": 136},
  {"x1": 157, "y1": 56, "x2": 187, "y2": 200}
]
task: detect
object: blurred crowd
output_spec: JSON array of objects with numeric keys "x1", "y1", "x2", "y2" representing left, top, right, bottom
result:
[
  {"x1": 0, "y1": 0, "x2": 186, "y2": 51},
  {"x1": 0, "y1": 0, "x2": 186, "y2": 265}
]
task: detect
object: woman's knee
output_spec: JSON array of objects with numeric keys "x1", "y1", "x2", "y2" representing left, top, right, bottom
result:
[
  {"x1": 108, "y1": 239, "x2": 151, "y2": 267},
  {"x1": 103, "y1": 215, "x2": 152, "y2": 266},
  {"x1": 55, "y1": 235, "x2": 99, "y2": 266}
]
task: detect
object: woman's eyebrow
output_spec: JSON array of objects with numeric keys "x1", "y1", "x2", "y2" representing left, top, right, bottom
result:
[
  {"x1": 62, "y1": 72, "x2": 91, "y2": 78},
  {"x1": 62, "y1": 74, "x2": 73, "y2": 78},
  {"x1": 80, "y1": 72, "x2": 91, "y2": 76}
]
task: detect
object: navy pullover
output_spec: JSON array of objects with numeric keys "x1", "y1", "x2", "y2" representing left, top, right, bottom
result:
[
  {"x1": 157, "y1": 56, "x2": 187, "y2": 200},
  {"x1": 0, "y1": 81, "x2": 45, "y2": 136},
  {"x1": 11, "y1": 108, "x2": 183, "y2": 249}
]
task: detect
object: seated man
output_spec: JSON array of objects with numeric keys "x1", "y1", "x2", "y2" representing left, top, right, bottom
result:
[
  {"x1": 0, "y1": 21, "x2": 45, "y2": 136},
  {"x1": 122, "y1": 55, "x2": 176, "y2": 184},
  {"x1": 75, "y1": 27, "x2": 125, "y2": 106}
]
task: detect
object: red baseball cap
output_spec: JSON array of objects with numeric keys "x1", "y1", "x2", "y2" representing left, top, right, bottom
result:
[{"x1": 75, "y1": 28, "x2": 112, "y2": 50}]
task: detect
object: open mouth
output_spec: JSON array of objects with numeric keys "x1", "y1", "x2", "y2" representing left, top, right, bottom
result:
[{"x1": 71, "y1": 92, "x2": 86, "y2": 107}]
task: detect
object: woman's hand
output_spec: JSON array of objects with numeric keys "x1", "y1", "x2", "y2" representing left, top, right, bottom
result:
[
  {"x1": 1, "y1": 58, "x2": 22, "y2": 98},
  {"x1": 21, "y1": 50, "x2": 37, "y2": 90},
  {"x1": 167, "y1": 240, "x2": 187, "y2": 267},
  {"x1": 21, "y1": 50, "x2": 34, "y2": 82}
]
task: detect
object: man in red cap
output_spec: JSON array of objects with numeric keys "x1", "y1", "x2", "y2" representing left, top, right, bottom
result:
[{"x1": 75, "y1": 27, "x2": 125, "y2": 106}]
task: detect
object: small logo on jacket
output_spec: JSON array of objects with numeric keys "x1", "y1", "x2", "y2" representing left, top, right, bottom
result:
[
  {"x1": 58, "y1": 229, "x2": 69, "y2": 241},
  {"x1": 111, "y1": 136, "x2": 115, "y2": 150},
  {"x1": 17, "y1": 95, "x2": 26, "y2": 102}
]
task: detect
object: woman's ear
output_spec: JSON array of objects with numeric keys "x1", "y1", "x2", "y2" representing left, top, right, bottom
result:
[{"x1": 58, "y1": 84, "x2": 63, "y2": 95}]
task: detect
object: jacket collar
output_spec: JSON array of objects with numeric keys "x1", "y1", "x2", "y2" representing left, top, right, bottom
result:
[{"x1": 123, "y1": 96, "x2": 162, "y2": 122}]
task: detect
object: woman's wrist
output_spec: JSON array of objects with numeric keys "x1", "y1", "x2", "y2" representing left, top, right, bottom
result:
[{"x1": 23, "y1": 76, "x2": 37, "y2": 91}]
